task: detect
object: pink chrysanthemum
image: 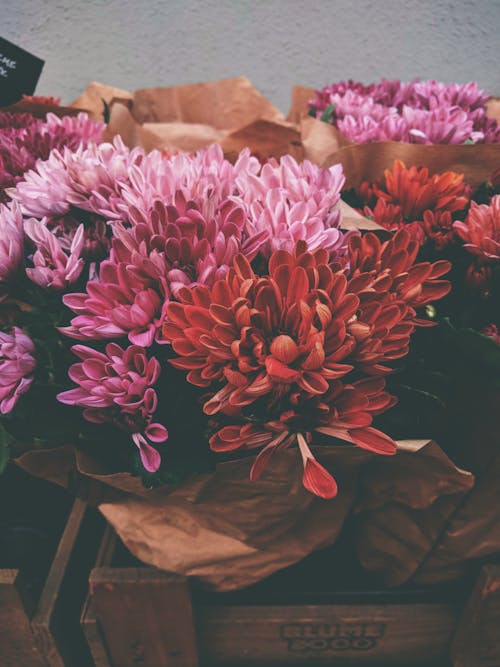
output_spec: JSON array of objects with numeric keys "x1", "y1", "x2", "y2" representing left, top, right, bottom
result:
[
  {"x1": 234, "y1": 155, "x2": 349, "y2": 258},
  {"x1": 309, "y1": 78, "x2": 499, "y2": 144},
  {"x1": 57, "y1": 343, "x2": 167, "y2": 472},
  {"x1": 0, "y1": 327, "x2": 36, "y2": 414},
  {"x1": 0, "y1": 111, "x2": 104, "y2": 204},
  {"x1": 0, "y1": 203, "x2": 24, "y2": 293}
]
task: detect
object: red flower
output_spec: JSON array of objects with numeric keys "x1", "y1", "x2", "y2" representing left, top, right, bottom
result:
[
  {"x1": 421, "y1": 210, "x2": 457, "y2": 250},
  {"x1": 374, "y1": 161, "x2": 470, "y2": 219},
  {"x1": 163, "y1": 235, "x2": 450, "y2": 498},
  {"x1": 21, "y1": 95, "x2": 61, "y2": 106},
  {"x1": 360, "y1": 161, "x2": 470, "y2": 248}
]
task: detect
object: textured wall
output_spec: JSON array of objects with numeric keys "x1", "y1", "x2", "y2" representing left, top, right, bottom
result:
[{"x1": 4, "y1": 0, "x2": 500, "y2": 113}]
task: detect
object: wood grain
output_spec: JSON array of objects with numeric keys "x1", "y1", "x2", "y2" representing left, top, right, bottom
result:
[
  {"x1": 199, "y1": 602, "x2": 458, "y2": 665},
  {"x1": 452, "y1": 564, "x2": 500, "y2": 667},
  {"x1": 0, "y1": 569, "x2": 46, "y2": 667},
  {"x1": 90, "y1": 567, "x2": 199, "y2": 667}
]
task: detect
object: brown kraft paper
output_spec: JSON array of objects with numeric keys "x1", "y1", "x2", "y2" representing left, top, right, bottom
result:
[
  {"x1": 354, "y1": 440, "x2": 475, "y2": 586},
  {"x1": 15, "y1": 439, "x2": 471, "y2": 591}
]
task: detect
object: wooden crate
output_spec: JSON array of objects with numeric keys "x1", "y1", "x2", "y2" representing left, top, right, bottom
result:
[
  {"x1": 82, "y1": 526, "x2": 500, "y2": 667},
  {"x1": 0, "y1": 466, "x2": 103, "y2": 667}
]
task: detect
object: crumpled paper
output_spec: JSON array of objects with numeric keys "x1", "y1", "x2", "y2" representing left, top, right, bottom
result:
[
  {"x1": 355, "y1": 389, "x2": 500, "y2": 587},
  {"x1": 15, "y1": 439, "x2": 472, "y2": 591},
  {"x1": 354, "y1": 440, "x2": 474, "y2": 586},
  {"x1": 74, "y1": 77, "x2": 301, "y2": 162}
]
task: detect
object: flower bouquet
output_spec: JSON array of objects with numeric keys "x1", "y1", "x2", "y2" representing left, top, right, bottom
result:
[
  {"x1": 286, "y1": 79, "x2": 500, "y2": 189},
  {"x1": 0, "y1": 127, "x2": 471, "y2": 589}
]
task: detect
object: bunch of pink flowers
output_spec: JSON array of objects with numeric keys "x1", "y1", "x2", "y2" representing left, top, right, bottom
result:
[
  {"x1": 309, "y1": 78, "x2": 500, "y2": 144},
  {"x1": 0, "y1": 111, "x2": 104, "y2": 203}
]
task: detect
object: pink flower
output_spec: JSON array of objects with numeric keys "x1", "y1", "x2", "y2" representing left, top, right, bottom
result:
[
  {"x1": 454, "y1": 196, "x2": 500, "y2": 262},
  {"x1": 235, "y1": 156, "x2": 349, "y2": 258},
  {"x1": 309, "y1": 78, "x2": 499, "y2": 144},
  {"x1": 61, "y1": 262, "x2": 164, "y2": 346},
  {"x1": 64, "y1": 137, "x2": 144, "y2": 219},
  {"x1": 0, "y1": 110, "x2": 104, "y2": 204},
  {"x1": 0, "y1": 327, "x2": 36, "y2": 414},
  {"x1": 10, "y1": 149, "x2": 73, "y2": 217},
  {"x1": 402, "y1": 106, "x2": 482, "y2": 144},
  {"x1": 24, "y1": 219, "x2": 84, "y2": 290},
  {"x1": 120, "y1": 145, "x2": 245, "y2": 220},
  {"x1": 44, "y1": 112, "x2": 104, "y2": 145},
  {"x1": 0, "y1": 203, "x2": 24, "y2": 292},
  {"x1": 482, "y1": 324, "x2": 500, "y2": 345},
  {"x1": 57, "y1": 342, "x2": 167, "y2": 472}
]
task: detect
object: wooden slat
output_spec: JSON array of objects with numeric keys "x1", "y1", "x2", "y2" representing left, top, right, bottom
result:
[
  {"x1": 30, "y1": 497, "x2": 88, "y2": 666},
  {"x1": 199, "y1": 602, "x2": 459, "y2": 665},
  {"x1": 81, "y1": 526, "x2": 116, "y2": 667},
  {"x1": 0, "y1": 569, "x2": 46, "y2": 667},
  {"x1": 90, "y1": 567, "x2": 199, "y2": 667},
  {"x1": 81, "y1": 597, "x2": 112, "y2": 667},
  {"x1": 452, "y1": 564, "x2": 500, "y2": 667}
]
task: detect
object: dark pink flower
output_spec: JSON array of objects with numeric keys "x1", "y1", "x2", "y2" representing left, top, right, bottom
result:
[
  {"x1": 482, "y1": 324, "x2": 500, "y2": 345},
  {"x1": 57, "y1": 343, "x2": 167, "y2": 472}
]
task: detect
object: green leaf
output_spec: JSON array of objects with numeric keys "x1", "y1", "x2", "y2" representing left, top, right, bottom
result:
[
  {"x1": 320, "y1": 104, "x2": 335, "y2": 123},
  {"x1": 102, "y1": 98, "x2": 110, "y2": 124},
  {"x1": 0, "y1": 423, "x2": 14, "y2": 475},
  {"x1": 307, "y1": 107, "x2": 317, "y2": 118}
]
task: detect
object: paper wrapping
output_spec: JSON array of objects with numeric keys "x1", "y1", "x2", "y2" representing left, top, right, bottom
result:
[
  {"x1": 85, "y1": 77, "x2": 305, "y2": 163},
  {"x1": 354, "y1": 441, "x2": 474, "y2": 586},
  {"x1": 355, "y1": 389, "x2": 500, "y2": 586},
  {"x1": 323, "y1": 142, "x2": 500, "y2": 190},
  {"x1": 15, "y1": 439, "x2": 472, "y2": 591}
]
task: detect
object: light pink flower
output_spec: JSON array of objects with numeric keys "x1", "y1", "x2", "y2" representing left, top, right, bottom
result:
[
  {"x1": 57, "y1": 342, "x2": 167, "y2": 471},
  {"x1": 235, "y1": 156, "x2": 349, "y2": 258},
  {"x1": 10, "y1": 149, "x2": 73, "y2": 217},
  {"x1": 64, "y1": 137, "x2": 145, "y2": 219},
  {"x1": 24, "y1": 219, "x2": 84, "y2": 289},
  {"x1": 119, "y1": 144, "x2": 244, "y2": 222},
  {"x1": 0, "y1": 203, "x2": 24, "y2": 291},
  {"x1": 0, "y1": 327, "x2": 36, "y2": 414}
]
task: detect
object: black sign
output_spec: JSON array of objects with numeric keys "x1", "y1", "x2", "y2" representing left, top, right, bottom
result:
[{"x1": 0, "y1": 37, "x2": 44, "y2": 106}]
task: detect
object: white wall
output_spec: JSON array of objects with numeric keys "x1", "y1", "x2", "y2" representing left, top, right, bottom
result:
[{"x1": 4, "y1": 0, "x2": 500, "y2": 113}]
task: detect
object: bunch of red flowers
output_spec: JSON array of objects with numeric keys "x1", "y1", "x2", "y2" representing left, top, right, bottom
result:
[
  {"x1": 163, "y1": 232, "x2": 450, "y2": 497},
  {"x1": 350, "y1": 160, "x2": 499, "y2": 378}
]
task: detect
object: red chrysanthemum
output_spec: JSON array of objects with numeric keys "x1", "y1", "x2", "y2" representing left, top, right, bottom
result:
[
  {"x1": 360, "y1": 160, "x2": 471, "y2": 245},
  {"x1": 163, "y1": 234, "x2": 450, "y2": 498}
]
